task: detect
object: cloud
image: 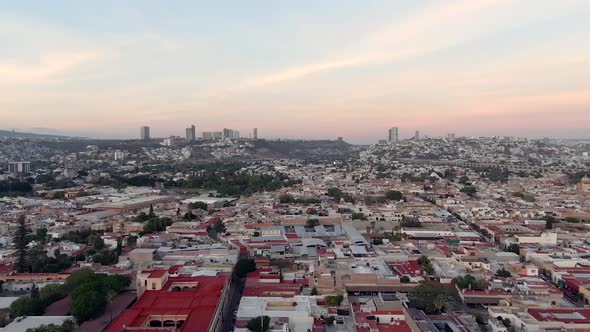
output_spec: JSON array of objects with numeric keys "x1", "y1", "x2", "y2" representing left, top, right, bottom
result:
[
  {"x1": 236, "y1": 0, "x2": 507, "y2": 89},
  {"x1": 0, "y1": 49, "x2": 108, "y2": 86}
]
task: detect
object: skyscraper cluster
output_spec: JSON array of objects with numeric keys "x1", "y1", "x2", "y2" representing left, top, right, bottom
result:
[{"x1": 138, "y1": 125, "x2": 259, "y2": 141}]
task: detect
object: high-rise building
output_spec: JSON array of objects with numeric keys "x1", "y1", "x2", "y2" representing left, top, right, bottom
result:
[
  {"x1": 414, "y1": 130, "x2": 420, "y2": 140},
  {"x1": 140, "y1": 126, "x2": 150, "y2": 140},
  {"x1": 185, "y1": 125, "x2": 196, "y2": 141},
  {"x1": 388, "y1": 127, "x2": 399, "y2": 144},
  {"x1": 222, "y1": 128, "x2": 240, "y2": 140},
  {"x1": 253, "y1": 128, "x2": 258, "y2": 139},
  {"x1": 7, "y1": 161, "x2": 31, "y2": 177}
]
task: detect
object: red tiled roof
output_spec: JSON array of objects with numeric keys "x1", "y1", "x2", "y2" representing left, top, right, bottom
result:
[{"x1": 105, "y1": 274, "x2": 228, "y2": 332}]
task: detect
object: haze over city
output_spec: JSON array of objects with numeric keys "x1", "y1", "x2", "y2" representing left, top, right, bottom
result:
[{"x1": 1, "y1": 0, "x2": 590, "y2": 143}]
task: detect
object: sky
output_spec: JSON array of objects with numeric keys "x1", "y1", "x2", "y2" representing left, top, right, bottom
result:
[{"x1": 1, "y1": 0, "x2": 589, "y2": 143}]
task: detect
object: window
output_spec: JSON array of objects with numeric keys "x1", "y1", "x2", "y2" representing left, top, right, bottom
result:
[{"x1": 152, "y1": 282, "x2": 157, "y2": 290}]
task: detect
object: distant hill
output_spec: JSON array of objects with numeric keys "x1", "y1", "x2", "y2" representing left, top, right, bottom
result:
[
  {"x1": 0, "y1": 129, "x2": 70, "y2": 139},
  {"x1": 253, "y1": 139, "x2": 359, "y2": 161}
]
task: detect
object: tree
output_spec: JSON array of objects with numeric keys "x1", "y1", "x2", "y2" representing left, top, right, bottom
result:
[
  {"x1": 424, "y1": 263, "x2": 435, "y2": 275},
  {"x1": 306, "y1": 219, "x2": 319, "y2": 227},
  {"x1": 311, "y1": 287, "x2": 318, "y2": 295},
  {"x1": 25, "y1": 320, "x2": 75, "y2": 332},
  {"x1": 189, "y1": 201, "x2": 208, "y2": 211},
  {"x1": 506, "y1": 243, "x2": 520, "y2": 255},
  {"x1": 148, "y1": 204, "x2": 155, "y2": 218},
  {"x1": 9, "y1": 297, "x2": 44, "y2": 318},
  {"x1": 433, "y1": 294, "x2": 445, "y2": 313},
  {"x1": 417, "y1": 255, "x2": 430, "y2": 266},
  {"x1": 235, "y1": 258, "x2": 256, "y2": 278},
  {"x1": 28, "y1": 245, "x2": 50, "y2": 273},
  {"x1": 496, "y1": 268, "x2": 512, "y2": 278},
  {"x1": 460, "y1": 186, "x2": 477, "y2": 197},
  {"x1": 247, "y1": 316, "x2": 270, "y2": 332},
  {"x1": 87, "y1": 234, "x2": 105, "y2": 251},
  {"x1": 30, "y1": 284, "x2": 40, "y2": 299},
  {"x1": 71, "y1": 286, "x2": 106, "y2": 322},
  {"x1": 39, "y1": 284, "x2": 68, "y2": 307},
  {"x1": 126, "y1": 235, "x2": 137, "y2": 248},
  {"x1": 565, "y1": 217, "x2": 580, "y2": 223},
  {"x1": 351, "y1": 212, "x2": 367, "y2": 220},
  {"x1": 326, "y1": 316, "x2": 336, "y2": 326},
  {"x1": 452, "y1": 275, "x2": 486, "y2": 290},
  {"x1": 543, "y1": 216, "x2": 555, "y2": 230},
  {"x1": 409, "y1": 282, "x2": 457, "y2": 314},
  {"x1": 385, "y1": 190, "x2": 403, "y2": 201},
  {"x1": 325, "y1": 295, "x2": 344, "y2": 306},
  {"x1": 15, "y1": 215, "x2": 30, "y2": 273},
  {"x1": 459, "y1": 176, "x2": 470, "y2": 184},
  {"x1": 36, "y1": 228, "x2": 49, "y2": 245},
  {"x1": 400, "y1": 276, "x2": 411, "y2": 283}
]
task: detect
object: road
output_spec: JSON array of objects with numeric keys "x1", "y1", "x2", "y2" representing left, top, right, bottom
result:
[{"x1": 220, "y1": 273, "x2": 245, "y2": 332}]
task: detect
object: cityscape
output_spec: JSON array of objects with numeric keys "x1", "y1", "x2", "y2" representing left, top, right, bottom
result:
[{"x1": 1, "y1": 1, "x2": 590, "y2": 332}]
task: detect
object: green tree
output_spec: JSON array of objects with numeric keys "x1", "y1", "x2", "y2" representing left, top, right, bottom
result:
[
  {"x1": 28, "y1": 246, "x2": 50, "y2": 273},
  {"x1": 452, "y1": 275, "x2": 486, "y2": 290},
  {"x1": 385, "y1": 190, "x2": 403, "y2": 201},
  {"x1": 409, "y1": 282, "x2": 457, "y2": 314},
  {"x1": 30, "y1": 284, "x2": 40, "y2": 299},
  {"x1": 325, "y1": 294, "x2": 344, "y2": 306},
  {"x1": 565, "y1": 217, "x2": 580, "y2": 223},
  {"x1": 496, "y1": 268, "x2": 512, "y2": 278},
  {"x1": 417, "y1": 255, "x2": 431, "y2": 266},
  {"x1": 459, "y1": 176, "x2": 470, "y2": 184},
  {"x1": 311, "y1": 287, "x2": 319, "y2": 295},
  {"x1": 433, "y1": 294, "x2": 446, "y2": 313},
  {"x1": 506, "y1": 243, "x2": 521, "y2": 255},
  {"x1": 36, "y1": 228, "x2": 49, "y2": 245},
  {"x1": 247, "y1": 316, "x2": 270, "y2": 332},
  {"x1": 148, "y1": 204, "x2": 155, "y2": 218},
  {"x1": 71, "y1": 286, "x2": 106, "y2": 322},
  {"x1": 87, "y1": 234, "x2": 105, "y2": 251},
  {"x1": 306, "y1": 219, "x2": 320, "y2": 227},
  {"x1": 9, "y1": 297, "x2": 43, "y2": 318},
  {"x1": 189, "y1": 201, "x2": 208, "y2": 211},
  {"x1": 424, "y1": 263, "x2": 435, "y2": 275},
  {"x1": 126, "y1": 235, "x2": 137, "y2": 247},
  {"x1": 351, "y1": 212, "x2": 367, "y2": 220},
  {"x1": 39, "y1": 284, "x2": 68, "y2": 307},
  {"x1": 15, "y1": 215, "x2": 30, "y2": 273},
  {"x1": 460, "y1": 186, "x2": 477, "y2": 197},
  {"x1": 326, "y1": 316, "x2": 336, "y2": 326},
  {"x1": 25, "y1": 320, "x2": 75, "y2": 332},
  {"x1": 235, "y1": 258, "x2": 256, "y2": 278}
]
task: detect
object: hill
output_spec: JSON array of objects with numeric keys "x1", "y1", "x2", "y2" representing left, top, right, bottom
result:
[
  {"x1": 253, "y1": 139, "x2": 359, "y2": 161},
  {"x1": 0, "y1": 129, "x2": 70, "y2": 139}
]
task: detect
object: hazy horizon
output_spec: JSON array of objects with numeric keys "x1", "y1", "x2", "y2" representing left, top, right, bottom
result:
[{"x1": 1, "y1": 1, "x2": 589, "y2": 144}]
